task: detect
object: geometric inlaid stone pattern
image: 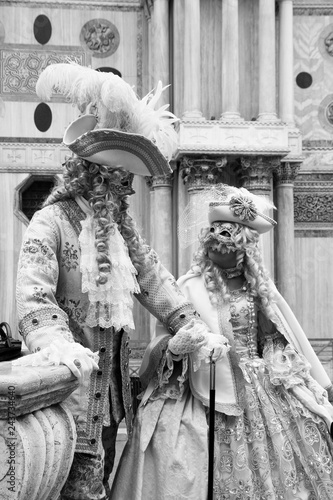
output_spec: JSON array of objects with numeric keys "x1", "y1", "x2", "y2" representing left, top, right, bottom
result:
[{"x1": 0, "y1": 46, "x2": 86, "y2": 101}]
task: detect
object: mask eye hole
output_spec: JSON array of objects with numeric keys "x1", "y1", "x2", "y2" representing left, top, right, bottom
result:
[
  {"x1": 210, "y1": 227, "x2": 215, "y2": 233},
  {"x1": 220, "y1": 229, "x2": 231, "y2": 237}
]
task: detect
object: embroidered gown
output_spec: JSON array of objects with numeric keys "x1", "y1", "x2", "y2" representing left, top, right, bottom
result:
[{"x1": 110, "y1": 286, "x2": 333, "y2": 500}]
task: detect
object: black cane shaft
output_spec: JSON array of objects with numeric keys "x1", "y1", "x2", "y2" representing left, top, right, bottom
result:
[{"x1": 208, "y1": 358, "x2": 216, "y2": 500}]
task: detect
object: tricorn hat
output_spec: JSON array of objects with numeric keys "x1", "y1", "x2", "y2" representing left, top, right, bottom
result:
[
  {"x1": 63, "y1": 114, "x2": 172, "y2": 176},
  {"x1": 208, "y1": 186, "x2": 276, "y2": 234},
  {"x1": 36, "y1": 63, "x2": 178, "y2": 176}
]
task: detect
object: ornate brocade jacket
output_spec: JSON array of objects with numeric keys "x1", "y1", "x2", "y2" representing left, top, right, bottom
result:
[{"x1": 16, "y1": 199, "x2": 197, "y2": 455}]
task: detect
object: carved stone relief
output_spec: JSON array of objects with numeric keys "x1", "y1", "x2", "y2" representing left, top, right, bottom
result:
[
  {"x1": 294, "y1": 173, "x2": 333, "y2": 229},
  {"x1": 0, "y1": 46, "x2": 86, "y2": 100},
  {"x1": 318, "y1": 24, "x2": 333, "y2": 61},
  {"x1": 180, "y1": 156, "x2": 228, "y2": 193},
  {"x1": 80, "y1": 19, "x2": 120, "y2": 57},
  {"x1": 318, "y1": 94, "x2": 333, "y2": 132}
]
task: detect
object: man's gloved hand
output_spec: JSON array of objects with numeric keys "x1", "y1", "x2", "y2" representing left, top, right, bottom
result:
[
  {"x1": 12, "y1": 338, "x2": 99, "y2": 381},
  {"x1": 168, "y1": 319, "x2": 207, "y2": 355},
  {"x1": 168, "y1": 319, "x2": 230, "y2": 362}
]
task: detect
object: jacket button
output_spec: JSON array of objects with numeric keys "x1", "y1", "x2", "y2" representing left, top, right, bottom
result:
[
  {"x1": 32, "y1": 318, "x2": 38, "y2": 325},
  {"x1": 52, "y1": 314, "x2": 58, "y2": 319},
  {"x1": 179, "y1": 313, "x2": 186, "y2": 319},
  {"x1": 97, "y1": 370, "x2": 103, "y2": 376},
  {"x1": 100, "y1": 327, "x2": 105, "y2": 332},
  {"x1": 90, "y1": 438, "x2": 96, "y2": 444},
  {"x1": 100, "y1": 347, "x2": 106, "y2": 353},
  {"x1": 95, "y1": 392, "x2": 101, "y2": 399},
  {"x1": 93, "y1": 415, "x2": 99, "y2": 422}
]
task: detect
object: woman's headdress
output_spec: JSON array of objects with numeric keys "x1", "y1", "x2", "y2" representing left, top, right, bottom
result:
[
  {"x1": 178, "y1": 184, "x2": 276, "y2": 249},
  {"x1": 36, "y1": 63, "x2": 179, "y2": 176}
]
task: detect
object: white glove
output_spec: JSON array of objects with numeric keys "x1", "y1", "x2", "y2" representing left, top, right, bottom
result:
[
  {"x1": 168, "y1": 319, "x2": 230, "y2": 363},
  {"x1": 196, "y1": 331, "x2": 230, "y2": 363},
  {"x1": 168, "y1": 319, "x2": 207, "y2": 355},
  {"x1": 12, "y1": 339, "x2": 99, "y2": 381}
]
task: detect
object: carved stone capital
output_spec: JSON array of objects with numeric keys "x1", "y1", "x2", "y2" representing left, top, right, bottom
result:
[
  {"x1": 145, "y1": 173, "x2": 173, "y2": 190},
  {"x1": 237, "y1": 156, "x2": 280, "y2": 194},
  {"x1": 180, "y1": 155, "x2": 227, "y2": 193},
  {"x1": 274, "y1": 161, "x2": 301, "y2": 186}
]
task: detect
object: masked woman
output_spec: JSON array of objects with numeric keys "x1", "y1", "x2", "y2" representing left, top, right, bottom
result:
[{"x1": 111, "y1": 184, "x2": 333, "y2": 500}]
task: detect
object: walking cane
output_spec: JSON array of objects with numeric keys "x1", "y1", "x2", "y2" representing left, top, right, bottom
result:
[{"x1": 208, "y1": 349, "x2": 216, "y2": 500}]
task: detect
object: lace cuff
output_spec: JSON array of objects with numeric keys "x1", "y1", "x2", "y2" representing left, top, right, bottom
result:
[{"x1": 12, "y1": 339, "x2": 99, "y2": 368}]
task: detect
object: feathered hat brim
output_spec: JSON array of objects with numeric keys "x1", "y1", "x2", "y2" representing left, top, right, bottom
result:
[{"x1": 63, "y1": 115, "x2": 172, "y2": 176}]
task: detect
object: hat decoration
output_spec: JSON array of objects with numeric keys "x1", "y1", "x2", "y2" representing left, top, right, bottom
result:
[
  {"x1": 35, "y1": 63, "x2": 179, "y2": 176},
  {"x1": 178, "y1": 184, "x2": 276, "y2": 249}
]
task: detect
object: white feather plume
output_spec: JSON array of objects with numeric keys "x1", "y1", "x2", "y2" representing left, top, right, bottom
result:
[{"x1": 36, "y1": 64, "x2": 179, "y2": 159}]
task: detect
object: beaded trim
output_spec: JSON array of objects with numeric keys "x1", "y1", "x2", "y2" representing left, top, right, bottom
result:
[
  {"x1": 19, "y1": 307, "x2": 69, "y2": 338},
  {"x1": 166, "y1": 303, "x2": 200, "y2": 334}
]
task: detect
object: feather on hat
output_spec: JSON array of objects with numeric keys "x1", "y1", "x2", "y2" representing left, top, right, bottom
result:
[{"x1": 36, "y1": 63, "x2": 179, "y2": 175}]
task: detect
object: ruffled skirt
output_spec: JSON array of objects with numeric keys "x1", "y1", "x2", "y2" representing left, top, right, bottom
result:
[{"x1": 110, "y1": 360, "x2": 333, "y2": 500}]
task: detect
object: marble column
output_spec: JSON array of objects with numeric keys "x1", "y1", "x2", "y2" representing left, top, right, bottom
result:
[
  {"x1": 221, "y1": 0, "x2": 242, "y2": 120},
  {"x1": 146, "y1": 173, "x2": 173, "y2": 340},
  {"x1": 179, "y1": 156, "x2": 228, "y2": 274},
  {"x1": 146, "y1": 174, "x2": 174, "y2": 273},
  {"x1": 258, "y1": 0, "x2": 278, "y2": 122},
  {"x1": 274, "y1": 162, "x2": 301, "y2": 310},
  {"x1": 182, "y1": 0, "x2": 203, "y2": 119},
  {"x1": 152, "y1": 0, "x2": 170, "y2": 104},
  {"x1": 278, "y1": 0, "x2": 295, "y2": 125},
  {"x1": 238, "y1": 156, "x2": 280, "y2": 277},
  {"x1": 143, "y1": 0, "x2": 154, "y2": 89}
]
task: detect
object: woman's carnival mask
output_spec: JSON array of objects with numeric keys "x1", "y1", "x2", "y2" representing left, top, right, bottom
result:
[{"x1": 203, "y1": 222, "x2": 241, "y2": 254}]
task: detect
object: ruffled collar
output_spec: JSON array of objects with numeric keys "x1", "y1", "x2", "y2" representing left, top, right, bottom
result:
[{"x1": 75, "y1": 196, "x2": 140, "y2": 331}]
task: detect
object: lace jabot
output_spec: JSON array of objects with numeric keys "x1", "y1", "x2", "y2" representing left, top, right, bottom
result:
[{"x1": 76, "y1": 196, "x2": 140, "y2": 331}]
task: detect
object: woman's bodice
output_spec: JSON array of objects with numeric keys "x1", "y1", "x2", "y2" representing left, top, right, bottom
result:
[{"x1": 228, "y1": 286, "x2": 259, "y2": 359}]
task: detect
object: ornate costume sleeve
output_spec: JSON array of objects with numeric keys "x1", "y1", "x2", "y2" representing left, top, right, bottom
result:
[
  {"x1": 16, "y1": 205, "x2": 74, "y2": 352},
  {"x1": 135, "y1": 250, "x2": 200, "y2": 335}
]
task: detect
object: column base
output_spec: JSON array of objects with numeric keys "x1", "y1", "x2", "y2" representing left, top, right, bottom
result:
[
  {"x1": 220, "y1": 111, "x2": 244, "y2": 121},
  {"x1": 182, "y1": 109, "x2": 205, "y2": 121},
  {"x1": 257, "y1": 112, "x2": 280, "y2": 123}
]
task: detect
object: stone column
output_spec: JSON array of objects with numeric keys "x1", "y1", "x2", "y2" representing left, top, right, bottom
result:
[
  {"x1": 278, "y1": 0, "x2": 295, "y2": 125},
  {"x1": 152, "y1": 0, "x2": 170, "y2": 104},
  {"x1": 179, "y1": 156, "x2": 228, "y2": 274},
  {"x1": 147, "y1": 174, "x2": 174, "y2": 272},
  {"x1": 274, "y1": 162, "x2": 300, "y2": 310},
  {"x1": 182, "y1": 0, "x2": 203, "y2": 119},
  {"x1": 143, "y1": 0, "x2": 154, "y2": 89},
  {"x1": 221, "y1": 0, "x2": 242, "y2": 120},
  {"x1": 258, "y1": 0, "x2": 278, "y2": 121},
  {"x1": 238, "y1": 156, "x2": 280, "y2": 276}
]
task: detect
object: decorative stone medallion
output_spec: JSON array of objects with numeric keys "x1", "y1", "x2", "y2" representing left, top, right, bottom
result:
[
  {"x1": 318, "y1": 94, "x2": 333, "y2": 132},
  {"x1": 80, "y1": 19, "x2": 120, "y2": 58}
]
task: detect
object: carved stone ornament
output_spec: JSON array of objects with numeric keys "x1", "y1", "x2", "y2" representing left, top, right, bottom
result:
[
  {"x1": 180, "y1": 156, "x2": 228, "y2": 193},
  {"x1": 238, "y1": 156, "x2": 280, "y2": 194},
  {"x1": 146, "y1": 174, "x2": 173, "y2": 190},
  {"x1": 274, "y1": 162, "x2": 301, "y2": 185},
  {"x1": 80, "y1": 19, "x2": 120, "y2": 58},
  {"x1": 318, "y1": 94, "x2": 333, "y2": 132},
  {"x1": 294, "y1": 172, "x2": 333, "y2": 227}
]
